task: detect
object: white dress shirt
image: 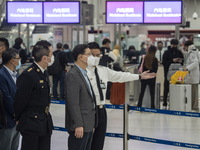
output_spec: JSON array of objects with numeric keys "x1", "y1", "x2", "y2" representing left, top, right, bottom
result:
[
  {"x1": 87, "y1": 65, "x2": 139, "y2": 105},
  {"x1": 34, "y1": 61, "x2": 45, "y2": 73},
  {"x1": 155, "y1": 49, "x2": 166, "y2": 63},
  {"x1": 4, "y1": 65, "x2": 17, "y2": 83}
]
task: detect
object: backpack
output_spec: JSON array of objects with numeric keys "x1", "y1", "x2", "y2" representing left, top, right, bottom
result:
[{"x1": 47, "y1": 52, "x2": 62, "y2": 76}]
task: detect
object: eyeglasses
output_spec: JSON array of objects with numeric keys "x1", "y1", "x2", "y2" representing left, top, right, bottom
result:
[{"x1": 13, "y1": 57, "x2": 20, "y2": 59}]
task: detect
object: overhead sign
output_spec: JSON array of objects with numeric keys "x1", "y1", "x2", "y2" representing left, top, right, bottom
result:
[
  {"x1": 43, "y1": 2, "x2": 80, "y2": 24},
  {"x1": 6, "y1": 2, "x2": 43, "y2": 23},
  {"x1": 144, "y1": 1, "x2": 182, "y2": 23},
  {"x1": 106, "y1": 1, "x2": 143, "y2": 24}
]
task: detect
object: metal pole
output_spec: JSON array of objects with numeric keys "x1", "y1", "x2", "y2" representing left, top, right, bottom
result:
[
  {"x1": 118, "y1": 24, "x2": 121, "y2": 45},
  {"x1": 123, "y1": 82, "x2": 129, "y2": 150},
  {"x1": 175, "y1": 24, "x2": 180, "y2": 40},
  {"x1": 18, "y1": 24, "x2": 21, "y2": 37},
  {"x1": 27, "y1": 24, "x2": 30, "y2": 55},
  {"x1": 114, "y1": 24, "x2": 117, "y2": 46},
  {"x1": 77, "y1": 25, "x2": 80, "y2": 45}
]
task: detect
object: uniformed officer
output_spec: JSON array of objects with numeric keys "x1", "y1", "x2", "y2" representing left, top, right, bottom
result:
[{"x1": 14, "y1": 40, "x2": 54, "y2": 150}]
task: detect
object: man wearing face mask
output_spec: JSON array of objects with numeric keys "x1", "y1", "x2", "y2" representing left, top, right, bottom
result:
[
  {"x1": 162, "y1": 39, "x2": 184, "y2": 109},
  {"x1": 0, "y1": 49, "x2": 20, "y2": 150},
  {"x1": 14, "y1": 40, "x2": 54, "y2": 150},
  {"x1": 65, "y1": 44, "x2": 97, "y2": 150},
  {"x1": 155, "y1": 41, "x2": 166, "y2": 64},
  {"x1": 86, "y1": 42, "x2": 156, "y2": 150}
]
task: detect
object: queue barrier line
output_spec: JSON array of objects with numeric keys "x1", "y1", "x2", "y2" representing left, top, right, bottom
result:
[
  {"x1": 53, "y1": 126, "x2": 200, "y2": 149},
  {"x1": 51, "y1": 100, "x2": 200, "y2": 118}
]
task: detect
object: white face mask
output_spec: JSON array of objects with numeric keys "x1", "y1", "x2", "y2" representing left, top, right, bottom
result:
[
  {"x1": 87, "y1": 55, "x2": 96, "y2": 67},
  {"x1": 94, "y1": 57, "x2": 100, "y2": 66},
  {"x1": 47, "y1": 55, "x2": 55, "y2": 66}
]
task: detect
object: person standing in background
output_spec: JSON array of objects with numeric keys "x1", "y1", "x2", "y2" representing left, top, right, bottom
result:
[
  {"x1": 184, "y1": 40, "x2": 199, "y2": 111},
  {"x1": 99, "y1": 38, "x2": 117, "y2": 100},
  {"x1": 0, "y1": 49, "x2": 20, "y2": 150},
  {"x1": 113, "y1": 44, "x2": 123, "y2": 71},
  {"x1": 65, "y1": 44, "x2": 97, "y2": 150},
  {"x1": 126, "y1": 45, "x2": 140, "y2": 64},
  {"x1": 155, "y1": 41, "x2": 166, "y2": 64},
  {"x1": 99, "y1": 38, "x2": 117, "y2": 68},
  {"x1": 13, "y1": 37, "x2": 27, "y2": 64},
  {"x1": 162, "y1": 39, "x2": 184, "y2": 108},
  {"x1": 139, "y1": 42, "x2": 147, "y2": 55},
  {"x1": 137, "y1": 45, "x2": 158, "y2": 109},
  {"x1": 52, "y1": 43, "x2": 65, "y2": 100},
  {"x1": 14, "y1": 40, "x2": 54, "y2": 150}
]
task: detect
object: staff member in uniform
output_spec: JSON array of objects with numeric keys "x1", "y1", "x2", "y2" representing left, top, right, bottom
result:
[
  {"x1": 86, "y1": 42, "x2": 156, "y2": 150},
  {"x1": 14, "y1": 40, "x2": 54, "y2": 150},
  {"x1": 65, "y1": 44, "x2": 97, "y2": 150}
]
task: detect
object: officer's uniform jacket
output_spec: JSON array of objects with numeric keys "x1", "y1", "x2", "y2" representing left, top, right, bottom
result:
[{"x1": 14, "y1": 63, "x2": 53, "y2": 136}]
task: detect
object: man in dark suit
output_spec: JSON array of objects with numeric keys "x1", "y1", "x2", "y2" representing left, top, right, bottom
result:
[
  {"x1": 0, "y1": 37, "x2": 9, "y2": 128},
  {"x1": 0, "y1": 49, "x2": 20, "y2": 150},
  {"x1": 65, "y1": 44, "x2": 97, "y2": 150},
  {"x1": 14, "y1": 40, "x2": 54, "y2": 150}
]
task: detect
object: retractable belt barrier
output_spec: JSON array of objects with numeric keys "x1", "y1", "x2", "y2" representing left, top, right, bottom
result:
[
  {"x1": 51, "y1": 100, "x2": 200, "y2": 118},
  {"x1": 51, "y1": 99, "x2": 200, "y2": 149}
]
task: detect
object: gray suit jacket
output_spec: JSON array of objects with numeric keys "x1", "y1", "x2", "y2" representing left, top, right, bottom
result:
[{"x1": 65, "y1": 65, "x2": 97, "y2": 132}]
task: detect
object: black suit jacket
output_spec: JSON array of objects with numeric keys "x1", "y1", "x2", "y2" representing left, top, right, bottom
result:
[
  {"x1": 0, "y1": 64, "x2": 6, "y2": 129},
  {"x1": 14, "y1": 63, "x2": 53, "y2": 136},
  {"x1": 0, "y1": 66, "x2": 17, "y2": 128}
]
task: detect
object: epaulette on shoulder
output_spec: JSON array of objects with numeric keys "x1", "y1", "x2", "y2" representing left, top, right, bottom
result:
[{"x1": 27, "y1": 68, "x2": 33, "y2": 72}]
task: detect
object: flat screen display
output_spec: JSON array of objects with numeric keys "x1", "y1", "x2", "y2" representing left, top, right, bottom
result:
[
  {"x1": 6, "y1": 2, "x2": 43, "y2": 23},
  {"x1": 106, "y1": 1, "x2": 143, "y2": 24},
  {"x1": 144, "y1": 1, "x2": 182, "y2": 23},
  {"x1": 43, "y1": 2, "x2": 80, "y2": 24}
]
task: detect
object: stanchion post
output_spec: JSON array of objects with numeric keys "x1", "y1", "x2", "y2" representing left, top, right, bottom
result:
[{"x1": 123, "y1": 82, "x2": 130, "y2": 150}]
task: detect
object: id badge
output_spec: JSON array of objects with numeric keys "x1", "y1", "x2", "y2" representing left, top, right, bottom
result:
[{"x1": 100, "y1": 80, "x2": 106, "y2": 89}]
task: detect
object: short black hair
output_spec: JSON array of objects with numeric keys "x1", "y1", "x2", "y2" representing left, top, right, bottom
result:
[
  {"x1": 157, "y1": 41, "x2": 163, "y2": 45},
  {"x1": 63, "y1": 44, "x2": 69, "y2": 49},
  {"x1": 102, "y1": 38, "x2": 111, "y2": 45},
  {"x1": 184, "y1": 40, "x2": 193, "y2": 47},
  {"x1": 128, "y1": 45, "x2": 136, "y2": 51},
  {"x1": 2, "y1": 48, "x2": 19, "y2": 65},
  {"x1": 170, "y1": 39, "x2": 179, "y2": 45},
  {"x1": 33, "y1": 40, "x2": 51, "y2": 62},
  {"x1": 56, "y1": 43, "x2": 62, "y2": 49},
  {"x1": 14, "y1": 37, "x2": 23, "y2": 45},
  {"x1": 88, "y1": 42, "x2": 100, "y2": 50},
  {"x1": 140, "y1": 42, "x2": 145, "y2": 47},
  {"x1": 0, "y1": 37, "x2": 9, "y2": 50},
  {"x1": 72, "y1": 44, "x2": 88, "y2": 61},
  {"x1": 35, "y1": 40, "x2": 52, "y2": 48}
]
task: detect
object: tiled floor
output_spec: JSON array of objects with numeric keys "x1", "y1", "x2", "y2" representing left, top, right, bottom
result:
[{"x1": 49, "y1": 104, "x2": 200, "y2": 150}]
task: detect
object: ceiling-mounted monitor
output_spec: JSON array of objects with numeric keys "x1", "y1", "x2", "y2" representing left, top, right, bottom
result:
[
  {"x1": 43, "y1": 1, "x2": 80, "y2": 24},
  {"x1": 106, "y1": 1, "x2": 144, "y2": 24},
  {"x1": 6, "y1": 1, "x2": 43, "y2": 23},
  {"x1": 144, "y1": 1, "x2": 182, "y2": 24}
]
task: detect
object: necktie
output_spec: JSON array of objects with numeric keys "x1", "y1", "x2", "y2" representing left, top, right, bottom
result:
[
  {"x1": 160, "y1": 51, "x2": 162, "y2": 62},
  {"x1": 94, "y1": 67, "x2": 104, "y2": 101}
]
